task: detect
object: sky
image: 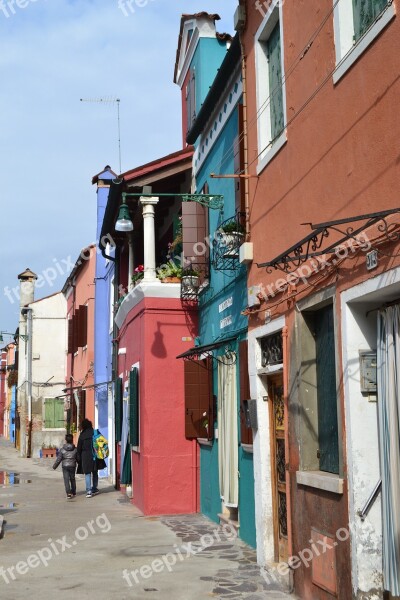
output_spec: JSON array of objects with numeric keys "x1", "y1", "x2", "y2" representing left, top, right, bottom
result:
[{"x1": 0, "y1": 0, "x2": 238, "y2": 335}]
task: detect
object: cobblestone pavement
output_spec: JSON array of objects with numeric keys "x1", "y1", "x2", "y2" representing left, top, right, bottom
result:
[
  {"x1": 162, "y1": 515, "x2": 293, "y2": 599},
  {"x1": 0, "y1": 437, "x2": 295, "y2": 600}
]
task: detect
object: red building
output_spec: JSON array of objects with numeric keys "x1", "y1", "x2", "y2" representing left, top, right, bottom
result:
[
  {"x1": 63, "y1": 245, "x2": 96, "y2": 433},
  {"x1": 100, "y1": 147, "x2": 201, "y2": 515},
  {"x1": 0, "y1": 349, "x2": 6, "y2": 436},
  {"x1": 238, "y1": 0, "x2": 400, "y2": 597}
]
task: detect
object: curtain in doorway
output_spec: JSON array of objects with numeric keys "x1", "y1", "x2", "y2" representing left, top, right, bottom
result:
[
  {"x1": 218, "y1": 358, "x2": 238, "y2": 508},
  {"x1": 377, "y1": 305, "x2": 400, "y2": 596}
]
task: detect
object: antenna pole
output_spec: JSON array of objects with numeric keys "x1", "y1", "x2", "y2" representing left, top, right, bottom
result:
[
  {"x1": 117, "y1": 99, "x2": 122, "y2": 174},
  {"x1": 80, "y1": 96, "x2": 122, "y2": 174}
]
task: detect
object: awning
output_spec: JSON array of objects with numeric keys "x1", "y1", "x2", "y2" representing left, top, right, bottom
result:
[{"x1": 177, "y1": 335, "x2": 238, "y2": 365}]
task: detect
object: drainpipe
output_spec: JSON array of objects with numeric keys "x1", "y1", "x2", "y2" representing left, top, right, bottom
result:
[
  {"x1": 239, "y1": 8, "x2": 250, "y2": 239},
  {"x1": 139, "y1": 196, "x2": 159, "y2": 282},
  {"x1": 23, "y1": 307, "x2": 33, "y2": 458}
]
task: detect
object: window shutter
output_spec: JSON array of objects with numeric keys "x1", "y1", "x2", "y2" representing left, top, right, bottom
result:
[
  {"x1": 44, "y1": 399, "x2": 53, "y2": 429},
  {"x1": 239, "y1": 340, "x2": 253, "y2": 445},
  {"x1": 67, "y1": 318, "x2": 74, "y2": 354},
  {"x1": 184, "y1": 358, "x2": 213, "y2": 440},
  {"x1": 79, "y1": 389, "x2": 86, "y2": 427},
  {"x1": 54, "y1": 399, "x2": 65, "y2": 428},
  {"x1": 73, "y1": 307, "x2": 80, "y2": 352},
  {"x1": 315, "y1": 305, "x2": 339, "y2": 474},
  {"x1": 129, "y1": 368, "x2": 139, "y2": 447},
  {"x1": 76, "y1": 305, "x2": 88, "y2": 347},
  {"x1": 352, "y1": 0, "x2": 387, "y2": 40},
  {"x1": 268, "y1": 21, "x2": 284, "y2": 142},
  {"x1": 115, "y1": 377, "x2": 123, "y2": 443}
]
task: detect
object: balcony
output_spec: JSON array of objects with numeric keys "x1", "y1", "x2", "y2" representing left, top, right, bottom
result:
[
  {"x1": 180, "y1": 261, "x2": 209, "y2": 303},
  {"x1": 212, "y1": 212, "x2": 246, "y2": 271}
]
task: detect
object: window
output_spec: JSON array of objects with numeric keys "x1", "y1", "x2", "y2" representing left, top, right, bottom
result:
[
  {"x1": 186, "y1": 68, "x2": 196, "y2": 131},
  {"x1": 333, "y1": 0, "x2": 394, "y2": 83},
  {"x1": 68, "y1": 305, "x2": 88, "y2": 354},
  {"x1": 44, "y1": 398, "x2": 65, "y2": 429},
  {"x1": 239, "y1": 340, "x2": 253, "y2": 445},
  {"x1": 129, "y1": 367, "x2": 139, "y2": 448},
  {"x1": 184, "y1": 358, "x2": 214, "y2": 440},
  {"x1": 300, "y1": 303, "x2": 339, "y2": 475},
  {"x1": 255, "y1": 0, "x2": 286, "y2": 172},
  {"x1": 114, "y1": 377, "x2": 123, "y2": 443}
]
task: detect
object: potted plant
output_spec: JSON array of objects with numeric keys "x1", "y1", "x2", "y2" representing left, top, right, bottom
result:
[
  {"x1": 218, "y1": 221, "x2": 245, "y2": 256},
  {"x1": 41, "y1": 444, "x2": 57, "y2": 459},
  {"x1": 132, "y1": 264, "x2": 144, "y2": 286},
  {"x1": 157, "y1": 262, "x2": 183, "y2": 283},
  {"x1": 181, "y1": 267, "x2": 201, "y2": 294}
]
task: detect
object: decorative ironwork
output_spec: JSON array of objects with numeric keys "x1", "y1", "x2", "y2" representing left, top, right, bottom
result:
[
  {"x1": 257, "y1": 208, "x2": 400, "y2": 273},
  {"x1": 278, "y1": 492, "x2": 288, "y2": 537},
  {"x1": 180, "y1": 261, "x2": 209, "y2": 304},
  {"x1": 212, "y1": 212, "x2": 246, "y2": 271},
  {"x1": 274, "y1": 386, "x2": 284, "y2": 430},
  {"x1": 276, "y1": 439, "x2": 286, "y2": 484},
  {"x1": 261, "y1": 332, "x2": 283, "y2": 366},
  {"x1": 182, "y1": 194, "x2": 224, "y2": 210},
  {"x1": 176, "y1": 336, "x2": 237, "y2": 366}
]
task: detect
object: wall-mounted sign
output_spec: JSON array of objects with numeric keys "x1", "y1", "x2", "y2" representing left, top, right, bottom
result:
[
  {"x1": 220, "y1": 315, "x2": 233, "y2": 329},
  {"x1": 366, "y1": 250, "x2": 378, "y2": 271},
  {"x1": 219, "y1": 297, "x2": 233, "y2": 313}
]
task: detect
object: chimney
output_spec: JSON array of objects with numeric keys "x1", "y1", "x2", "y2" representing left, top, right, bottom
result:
[{"x1": 17, "y1": 268, "x2": 38, "y2": 307}]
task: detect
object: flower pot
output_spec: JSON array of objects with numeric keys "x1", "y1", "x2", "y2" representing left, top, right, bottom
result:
[
  {"x1": 161, "y1": 276, "x2": 181, "y2": 283},
  {"x1": 220, "y1": 231, "x2": 244, "y2": 256},
  {"x1": 42, "y1": 448, "x2": 57, "y2": 459},
  {"x1": 181, "y1": 275, "x2": 200, "y2": 295}
]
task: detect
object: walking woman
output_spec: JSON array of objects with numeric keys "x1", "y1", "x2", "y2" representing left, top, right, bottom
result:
[{"x1": 76, "y1": 418, "x2": 99, "y2": 498}]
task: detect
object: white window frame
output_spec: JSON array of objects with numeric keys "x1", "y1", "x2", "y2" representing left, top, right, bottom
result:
[
  {"x1": 333, "y1": 0, "x2": 396, "y2": 84},
  {"x1": 255, "y1": 0, "x2": 287, "y2": 175}
]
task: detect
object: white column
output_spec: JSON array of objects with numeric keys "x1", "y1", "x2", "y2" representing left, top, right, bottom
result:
[{"x1": 140, "y1": 196, "x2": 159, "y2": 282}]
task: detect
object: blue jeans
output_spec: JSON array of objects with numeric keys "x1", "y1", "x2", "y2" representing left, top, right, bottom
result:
[{"x1": 85, "y1": 470, "x2": 98, "y2": 493}]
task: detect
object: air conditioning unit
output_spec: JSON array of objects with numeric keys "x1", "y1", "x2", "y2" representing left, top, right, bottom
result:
[{"x1": 234, "y1": 5, "x2": 246, "y2": 31}]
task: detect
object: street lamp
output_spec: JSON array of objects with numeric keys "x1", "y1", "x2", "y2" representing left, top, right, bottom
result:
[
  {"x1": 0, "y1": 331, "x2": 28, "y2": 343},
  {"x1": 115, "y1": 202, "x2": 133, "y2": 232}
]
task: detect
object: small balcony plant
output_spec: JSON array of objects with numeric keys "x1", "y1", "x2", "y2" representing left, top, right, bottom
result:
[
  {"x1": 132, "y1": 264, "x2": 144, "y2": 286},
  {"x1": 157, "y1": 261, "x2": 183, "y2": 283},
  {"x1": 181, "y1": 267, "x2": 201, "y2": 295}
]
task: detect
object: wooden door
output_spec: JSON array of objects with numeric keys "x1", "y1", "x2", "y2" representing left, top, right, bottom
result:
[{"x1": 268, "y1": 374, "x2": 288, "y2": 563}]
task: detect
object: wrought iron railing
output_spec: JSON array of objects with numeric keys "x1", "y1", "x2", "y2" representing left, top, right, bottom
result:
[{"x1": 212, "y1": 211, "x2": 246, "y2": 271}]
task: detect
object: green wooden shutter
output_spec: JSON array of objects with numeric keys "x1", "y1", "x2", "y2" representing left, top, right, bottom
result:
[
  {"x1": 129, "y1": 368, "x2": 139, "y2": 447},
  {"x1": 44, "y1": 399, "x2": 53, "y2": 429},
  {"x1": 54, "y1": 399, "x2": 65, "y2": 428},
  {"x1": 353, "y1": 0, "x2": 388, "y2": 41},
  {"x1": 268, "y1": 21, "x2": 284, "y2": 142},
  {"x1": 115, "y1": 377, "x2": 123, "y2": 443},
  {"x1": 315, "y1": 305, "x2": 339, "y2": 474}
]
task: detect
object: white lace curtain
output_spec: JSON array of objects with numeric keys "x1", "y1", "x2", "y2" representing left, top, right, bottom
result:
[
  {"x1": 377, "y1": 305, "x2": 400, "y2": 596},
  {"x1": 218, "y1": 358, "x2": 238, "y2": 508}
]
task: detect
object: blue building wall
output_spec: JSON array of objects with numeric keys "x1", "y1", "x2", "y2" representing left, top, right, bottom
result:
[
  {"x1": 94, "y1": 168, "x2": 115, "y2": 476},
  {"x1": 194, "y1": 107, "x2": 256, "y2": 547},
  {"x1": 191, "y1": 39, "x2": 229, "y2": 112}
]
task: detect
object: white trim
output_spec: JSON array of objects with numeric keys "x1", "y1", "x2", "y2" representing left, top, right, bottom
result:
[
  {"x1": 176, "y1": 17, "x2": 220, "y2": 88},
  {"x1": 241, "y1": 443, "x2": 254, "y2": 454},
  {"x1": 193, "y1": 69, "x2": 242, "y2": 175},
  {"x1": 255, "y1": 0, "x2": 287, "y2": 172},
  {"x1": 333, "y1": 1, "x2": 396, "y2": 84},
  {"x1": 115, "y1": 281, "x2": 181, "y2": 330},
  {"x1": 296, "y1": 470, "x2": 344, "y2": 494},
  {"x1": 256, "y1": 131, "x2": 287, "y2": 175},
  {"x1": 248, "y1": 315, "x2": 285, "y2": 567}
]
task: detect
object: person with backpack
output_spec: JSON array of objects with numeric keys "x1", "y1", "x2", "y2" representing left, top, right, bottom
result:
[
  {"x1": 53, "y1": 433, "x2": 78, "y2": 499},
  {"x1": 76, "y1": 418, "x2": 99, "y2": 498}
]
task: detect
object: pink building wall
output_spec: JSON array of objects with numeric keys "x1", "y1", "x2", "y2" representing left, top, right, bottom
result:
[{"x1": 117, "y1": 295, "x2": 199, "y2": 515}]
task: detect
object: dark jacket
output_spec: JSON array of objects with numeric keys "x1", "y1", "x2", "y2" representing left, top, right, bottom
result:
[
  {"x1": 53, "y1": 443, "x2": 77, "y2": 470},
  {"x1": 76, "y1": 428, "x2": 96, "y2": 474}
]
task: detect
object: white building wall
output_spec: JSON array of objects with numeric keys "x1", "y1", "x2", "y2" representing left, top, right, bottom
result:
[{"x1": 341, "y1": 267, "x2": 400, "y2": 598}]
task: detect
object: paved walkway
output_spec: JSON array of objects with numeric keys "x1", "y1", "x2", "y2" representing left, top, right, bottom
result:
[{"x1": 0, "y1": 437, "x2": 294, "y2": 600}]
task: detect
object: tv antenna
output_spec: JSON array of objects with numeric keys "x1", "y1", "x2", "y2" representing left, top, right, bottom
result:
[{"x1": 80, "y1": 96, "x2": 122, "y2": 173}]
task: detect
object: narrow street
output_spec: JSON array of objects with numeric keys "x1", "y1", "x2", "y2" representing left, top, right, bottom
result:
[{"x1": 0, "y1": 438, "x2": 293, "y2": 600}]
